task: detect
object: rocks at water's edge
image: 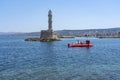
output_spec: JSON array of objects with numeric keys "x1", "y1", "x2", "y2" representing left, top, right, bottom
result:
[{"x1": 25, "y1": 38, "x2": 60, "y2": 42}]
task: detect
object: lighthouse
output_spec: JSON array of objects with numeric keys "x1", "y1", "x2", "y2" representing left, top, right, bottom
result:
[
  {"x1": 25, "y1": 10, "x2": 60, "y2": 41},
  {"x1": 39, "y1": 10, "x2": 59, "y2": 41},
  {"x1": 48, "y1": 10, "x2": 52, "y2": 31}
]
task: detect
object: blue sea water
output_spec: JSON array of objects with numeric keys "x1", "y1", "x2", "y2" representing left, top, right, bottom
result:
[{"x1": 0, "y1": 36, "x2": 120, "y2": 80}]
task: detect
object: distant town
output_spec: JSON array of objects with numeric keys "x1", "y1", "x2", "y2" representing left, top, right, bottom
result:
[
  {"x1": 55, "y1": 28, "x2": 120, "y2": 38},
  {"x1": 0, "y1": 27, "x2": 120, "y2": 38}
]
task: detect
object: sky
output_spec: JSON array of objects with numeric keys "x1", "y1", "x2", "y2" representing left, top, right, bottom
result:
[{"x1": 0, "y1": 0, "x2": 120, "y2": 32}]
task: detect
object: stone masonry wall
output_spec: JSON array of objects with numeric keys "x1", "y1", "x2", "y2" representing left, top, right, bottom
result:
[{"x1": 40, "y1": 30, "x2": 53, "y2": 39}]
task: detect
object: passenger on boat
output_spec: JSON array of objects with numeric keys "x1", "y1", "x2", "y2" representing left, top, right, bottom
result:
[
  {"x1": 77, "y1": 40, "x2": 81, "y2": 44},
  {"x1": 86, "y1": 40, "x2": 90, "y2": 44}
]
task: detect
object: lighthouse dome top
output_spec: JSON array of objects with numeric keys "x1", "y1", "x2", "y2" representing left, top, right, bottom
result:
[{"x1": 48, "y1": 10, "x2": 52, "y2": 15}]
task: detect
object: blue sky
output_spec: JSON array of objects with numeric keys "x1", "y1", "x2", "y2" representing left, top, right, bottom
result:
[{"x1": 0, "y1": 0, "x2": 120, "y2": 32}]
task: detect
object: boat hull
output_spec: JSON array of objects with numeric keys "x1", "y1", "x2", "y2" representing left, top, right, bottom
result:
[{"x1": 68, "y1": 43, "x2": 93, "y2": 47}]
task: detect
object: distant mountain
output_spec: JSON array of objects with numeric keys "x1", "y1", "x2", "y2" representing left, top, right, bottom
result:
[
  {"x1": 0, "y1": 32, "x2": 22, "y2": 35},
  {"x1": 0, "y1": 27, "x2": 120, "y2": 37},
  {"x1": 0, "y1": 32, "x2": 40, "y2": 36}
]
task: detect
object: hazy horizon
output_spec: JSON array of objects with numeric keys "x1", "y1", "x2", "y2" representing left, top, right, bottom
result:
[{"x1": 0, "y1": 27, "x2": 120, "y2": 33}]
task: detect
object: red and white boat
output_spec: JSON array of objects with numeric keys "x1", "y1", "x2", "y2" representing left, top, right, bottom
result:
[{"x1": 68, "y1": 40, "x2": 93, "y2": 47}]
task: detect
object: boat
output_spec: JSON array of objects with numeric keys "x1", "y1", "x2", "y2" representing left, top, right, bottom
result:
[{"x1": 68, "y1": 40, "x2": 93, "y2": 47}]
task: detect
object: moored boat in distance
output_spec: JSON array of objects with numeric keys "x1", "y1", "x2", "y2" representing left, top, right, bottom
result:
[{"x1": 68, "y1": 40, "x2": 93, "y2": 47}]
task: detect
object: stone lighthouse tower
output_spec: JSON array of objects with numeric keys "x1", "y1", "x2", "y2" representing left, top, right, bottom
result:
[
  {"x1": 40, "y1": 10, "x2": 59, "y2": 41},
  {"x1": 25, "y1": 10, "x2": 60, "y2": 42},
  {"x1": 48, "y1": 10, "x2": 52, "y2": 31}
]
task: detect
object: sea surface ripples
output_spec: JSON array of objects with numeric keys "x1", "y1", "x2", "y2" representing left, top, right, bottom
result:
[{"x1": 0, "y1": 36, "x2": 120, "y2": 80}]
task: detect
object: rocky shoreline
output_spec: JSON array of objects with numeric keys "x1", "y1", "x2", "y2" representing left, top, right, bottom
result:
[{"x1": 25, "y1": 38, "x2": 60, "y2": 42}]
